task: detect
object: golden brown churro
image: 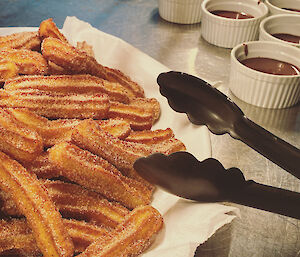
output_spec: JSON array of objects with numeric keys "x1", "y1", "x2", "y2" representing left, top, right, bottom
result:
[
  {"x1": 5, "y1": 74, "x2": 131, "y2": 104},
  {"x1": 0, "y1": 31, "x2": 41, "y2": 50},
  {"x1": 0, "y1": 59, "x2": 18, "y2": 82},
  {"x1": 7, "y1": 107, "x2": 81, "y2": 147},
  {"x1": 0, "y1": 151, "x2": 74, "y2": 257},
  {"x1": 0, "y1": 107, "x2": 43, "y2": 163},
  {"x1": 39, "y1": 18, "x2": 68, "y2": 43},
  {"x1": 41, "y1": 37, "x2": 145, "y2": 98},
  {"x1": 125, "y1": 128, "x2": 174, "y2": 144},
  {"x1": 0, "y1": 89, "x2": 110, "y2": 119},
  {"x1": 0, "y1": 218, "x2": 111, "y2": 255},
  {"x1": 78, "y1": 205, "x2": 163, "y2": 257},
  {"x1": 0, "y1": 48, "x2": 48, "y2": 75},
  {"x1": 0, "y1": 179, "x2": 129, "y2": 227},
  {"x1": 71, "y1": 119, "x2": 153, "y2": 171},
  {"x1": 41, "y1": 37, "x2": 109, "y2": 80},
  {"x1": 48, "y1": 142, "x2": 153, "y2": 209},
  {"x1": 108, "y1": 101, "x2": 155, "y2": 131}
]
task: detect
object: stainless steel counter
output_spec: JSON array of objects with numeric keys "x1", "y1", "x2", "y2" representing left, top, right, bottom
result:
[{"x1": 1, "y1": 0, "x2": 299, "y2": 256}]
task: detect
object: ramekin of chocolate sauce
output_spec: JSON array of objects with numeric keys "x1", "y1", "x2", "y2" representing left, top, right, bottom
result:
[
  {"x1": 201, "y1": 0, "x2": 268, "y2": 48},
  {"x1": 265, "y1": 0, "x2": 300, "y2": 16},
  {"x1": 229, "y1": 41, "x2": 300, "y2": 108},
  {"x1": 259, "y1": 14, "x2": 300, "y2": 48}
]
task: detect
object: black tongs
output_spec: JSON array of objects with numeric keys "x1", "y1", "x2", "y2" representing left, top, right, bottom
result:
[
  {"x1": 156, "y1": 71, "x2": 300, "y2": 180},
  {"x1": 134, "y1": 152, "x2": 300, "y2": 219}
]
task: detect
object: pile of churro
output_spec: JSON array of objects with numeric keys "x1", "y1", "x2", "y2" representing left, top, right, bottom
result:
[{"x1": 0, "y1": 18, "x2": 186, "y2": 256}]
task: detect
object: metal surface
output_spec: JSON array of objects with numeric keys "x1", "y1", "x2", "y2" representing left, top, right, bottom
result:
[{"x1": 0, "y1": 0, "x2": 299, "y2": 256}]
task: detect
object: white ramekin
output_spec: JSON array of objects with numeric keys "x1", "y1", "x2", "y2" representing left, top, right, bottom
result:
[
  {"x1": 259, "y1": 14, "x2": 300, "y2": 48},
  {"x1": 229, "y1": 41, "x2": 300, "y2": 109},
  {"x1": 201, "y1": 0, "x2": 268, "y2": 48},
  {"x1": 158, "y1": 0, "x2": 203, "y2": 24},
  {"x1": 265, "y1": 0, "x2": 300, "y2": 16}
]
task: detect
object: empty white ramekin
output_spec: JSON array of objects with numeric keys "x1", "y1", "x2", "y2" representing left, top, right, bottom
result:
[
  {"x1": 229, "y1": 41, "x2": 300, "y2": 109},
  {"x1": 158, "y1": 0, "x2": 203, "y2": 24},
  {"x1": 201, "y1": 0, "x2": 268, "y2": 48},
  {"x1": 265, "y1": 0, "x2": 300, "y2": 16},
  {"x1": 259, "y1": 14, "x2": 300, "y2": 48}
]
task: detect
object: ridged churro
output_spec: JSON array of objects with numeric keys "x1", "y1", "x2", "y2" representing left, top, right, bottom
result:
[
  {"x1": 104, "y1": 67, "x2": 145, "y2": 99},
  {"x1": 0, "y1": 218, "x2": 110, "y2": 256},
  {"x1": 0, "y1": 151, "x2": 74, "y2": 257},
  {"x1": 0, "y1": 89, "x2": 110, "y2": 119},
  {"x1": 0, "y1": 48, "x2": 48, "y2": 75},
  {"x1": 0, "y1": 31, "x2": 41, "y2": 51},
  {"x1": 41, "y1": 37, "x2": 109, "y2": 80},
  {"x1": 108, "y1": 101, "x2": 154, "y2": 131},
  {"x1": 5, "y1": 74, "x2": 131, "y2": 104},
  {"x1": 41, "y1": 37, "x2": 145, "y2": 98},
  {"x1": 48, "y1": 142, "x2": 153, "y2": 209},
  {"x1": 7, "y1": 108, "x2": 80, "y2": 147},
  {"x1": 0, "y1": 59, "x2": 18, "y2": 82},
  {"x1": 78, "y1": 205, "x2": 163, "y2": 257},
  {"x1": 0, "y1": 107, "x2": 43, "y2": 163},
  {"x1": 125, "y1": 128, "x2": 174, "y2": 144},
  {"x1": 71, "y1": 119, "x2": 153, "y2": 172},
  {"x1": 0, "y1": 179, "x2": 129, "y2": 228},
  {"x1": 130, "y1": 97, "x2": 161, "y2": 121},
  {"x1": 39, "y1": 18, "x2": 68, "y2": 43}
]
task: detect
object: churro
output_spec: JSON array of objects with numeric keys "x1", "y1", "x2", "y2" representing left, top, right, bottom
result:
[
  {"x1": 39, "y1": 18, "x2": 68, "y2": 43},
  {"x1": 78, "y1": 205, "x2": 163, "y2": 257},
  {"x1": 0, "y1": 151, "x2": 74, "y2": 257},
  {"x1": 0, "y1": 218, "x2": 111, "y2": 255},
  {"x1": 41, "y1": 37, "x2": 145, "y2": 98},
  {"x1": 0, "y1": 59, "x2": 18, "y2": 82},
  {"x1": 5, "y1": 74, "x2": 131, "y2": 104},
  {"x1": 0, "y1": 89, "x2": 110, "y2": 119},
  {"x1": 108, "y1": 100, "x2": 157, "y2": 131},
  {"x1": 0, "y1": 31, "x2": 41, "y2": 51},
  {"x1": 48, "y1": 141, "x2": 153, "y2": 209},
  {"x1": 41, "y1": 37, "x2": 109, "y2": 80},
  {"x1": 0, "y1": 179, "x2": 129, "y2": 227},
  {"x1": 125, "y1": 128, "x2": 174, "y2": 144},
  {"x1": 0, "y1": 48, "x2": 48, "y2": 75},
  {"x1": 0, "y1": 107, "x2": 43, "y2": 163},
  {"x1": 71, "y1": 119, "x2": 153, "y2": 171}
]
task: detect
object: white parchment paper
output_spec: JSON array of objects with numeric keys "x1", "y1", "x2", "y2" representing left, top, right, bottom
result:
[{"x1": 0, "y1": 17, "x2": 239, "y2": 256}]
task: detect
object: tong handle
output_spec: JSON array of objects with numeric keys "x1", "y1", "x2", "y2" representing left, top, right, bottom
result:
[
  {"x1": 233, "y1": 117, "x2": 300, "y2": 179},
  {"x1": 231, "y1": 178, "x2": 300, "y2": 219}
]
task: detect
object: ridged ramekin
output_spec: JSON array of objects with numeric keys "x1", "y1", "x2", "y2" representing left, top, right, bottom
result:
[
  {"x1": 158, "y1": 0, "x2": 203, "y2": 24},
  {"x1": 201, "y1": 0, "x2": 268, "y2": 48},
  {"x1": 259, "y1": 14, "x2": 300, "y2": 48},
  {"x1": 229, "y1": 41, "x2": 300, "y2": 109},
  {"x1": 265, "y1": 0, "x2": 300, "y2": 16}
]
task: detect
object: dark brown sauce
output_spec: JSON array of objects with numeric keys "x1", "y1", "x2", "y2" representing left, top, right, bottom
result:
[
  {"x1": 282, "y1": 8, "x2": 300, "y2": 12},
  {"x1": 240, "y1": 57, "x2": 300, "y2": 75},
  {"x1": 272, "y1": 33, "x2": 300, "y2": 44},
  {"x1": 210, "y1": 10, "x2": 254, "y2": 19}
]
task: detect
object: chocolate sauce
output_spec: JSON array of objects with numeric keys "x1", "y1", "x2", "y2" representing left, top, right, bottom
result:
[
  {"x1": 272, "y1": 33, "x2": 300, "y2": 44},
  {"x1": 282, "y1": 8, "x2": 300, "y2": 12},
  {"x1": 240, "y1": 57, "x2": 300, "y2": 75},
  {"x1": 210, "y1": 10, "x2": 254, "y2": 19}
]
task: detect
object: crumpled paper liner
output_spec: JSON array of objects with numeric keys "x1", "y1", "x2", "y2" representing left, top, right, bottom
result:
[{"x1": 0, "y1": 17, "x2": 239, "y2": 257}]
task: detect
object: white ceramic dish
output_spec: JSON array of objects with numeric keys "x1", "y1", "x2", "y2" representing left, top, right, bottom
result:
[
  {"x1": 259, "y1": 14, "x2": 300, "y2": 48},
  {"x1": 230, "y1": 41, "x2": 300, "y2": 108},
  {"x1": 265, "y1": 0, "x2": 300, "y2": 16},
  {"x1": 158, "y1": 0, "x2": 203, "y2": 24},
  {"x1": 201, "y1": 0, "x2": 268, "y2": 48}
]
